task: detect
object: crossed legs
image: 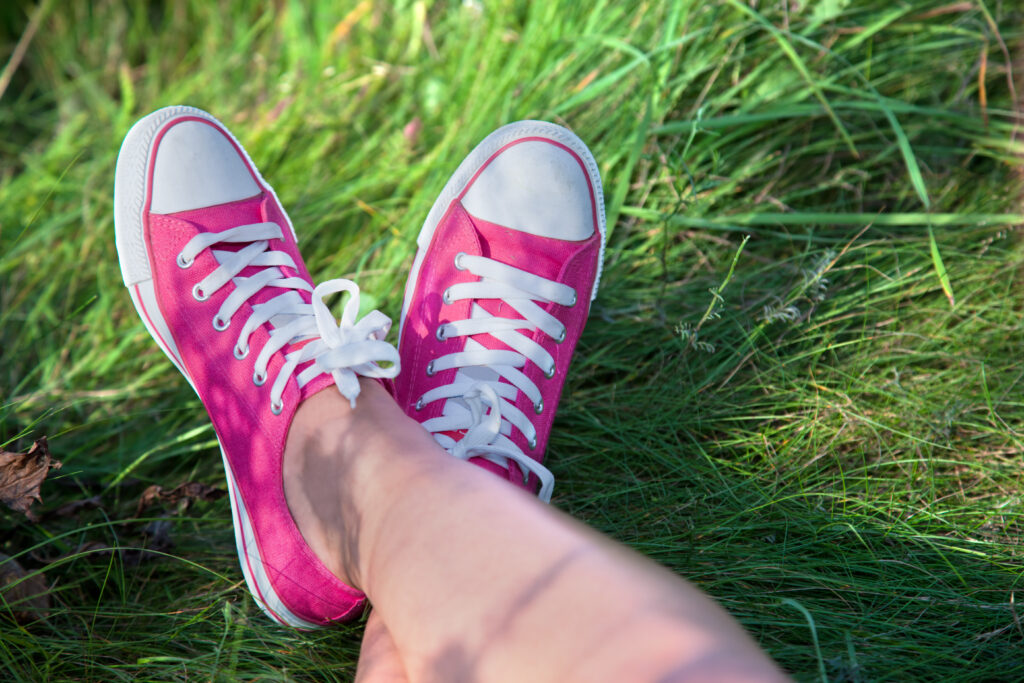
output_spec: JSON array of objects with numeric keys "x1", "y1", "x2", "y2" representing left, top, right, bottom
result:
[{"x1": 114, "y1": 107, "x2": 787, "y2": 681}]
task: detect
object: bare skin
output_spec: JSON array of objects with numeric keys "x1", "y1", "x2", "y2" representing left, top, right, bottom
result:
[{"x1": 283, "y1": 381, "x2": 789, "y2": 683}]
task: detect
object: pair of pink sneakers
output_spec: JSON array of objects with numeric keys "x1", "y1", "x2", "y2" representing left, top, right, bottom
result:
[{"x1": 113, "y1": 107, "x2": 606, "y2": 628}]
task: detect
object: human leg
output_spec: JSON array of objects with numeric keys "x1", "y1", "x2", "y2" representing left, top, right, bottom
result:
[
  {"x1": 285, "y1": 381, "x2": 787, "y2": 683},
  {"x1": 286, "y1": 121, "x2": 785, "y2": 681},
  {"x1": 354, "y1": 610, "x2": 410, "y2": 683},
  {"x1": 114, "y1": 108, "x2": 786, "y2": 681}
]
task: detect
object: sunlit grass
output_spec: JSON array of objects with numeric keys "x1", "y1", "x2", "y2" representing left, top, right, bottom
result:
[{"x1": 2, "y1": 1, "x2": 1023, "y2": 680}]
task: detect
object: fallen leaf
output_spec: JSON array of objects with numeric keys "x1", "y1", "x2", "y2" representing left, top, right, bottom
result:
[
  {"x1": 29, "y1": 540, "x2": 107, "y2": 566},
  {"x1": 0, "y1": 437, "x2": 61, "y2": 522},
  {"x1": 0, "y1": 553, "x2": 49, "y2": 623},
  {"x1": 140, "y1": 517, "x2": 174, "y2": 552},
  {"x1": 136, "y1": 481, "x2": 225, "y2": 516},
  {"x1": 46, "y1": 494, "x2": 102, "y2": 520}
]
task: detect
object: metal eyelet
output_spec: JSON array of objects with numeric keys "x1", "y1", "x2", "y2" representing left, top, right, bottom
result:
[
  {"x1": 554, "y1": 326, "x2": 566, "y2": 343},
  {"x1": 534, "y1": 399, "x2": 544, "y2": 414},
  {"x1": 192, "y1": 283, "x2": 209, "y2": 301},
  {"x1": 213, "y1": 315, "x2": 229, "y2": 331},
  {"x1": 568, "y1": 291, "x2": 577, "y2": 307},
  {"x1": 544, "y1": 364, "x2": 556, "y2": 379},
  {"x1": 528, "y1": 436, "x2": 538, "y2": 449},
  {"x1": 176, "y1": 253, "x2": 194, "y2": 269},
  {"x1": 234, "y1": 344, "x2": 250, "y2": 360},
  {"x1": 442, "y1": 288, "x2": 453, "y2": 305},
  {"x1": 454, "y1": 252, "x2": 468, "y2": 270},
  {"x1": 253, "y1": 370, "x2": 267, "y2": 386},
  {"x1": 415, "y1": 397, "x2": 425, "y2": 411},
  {"x1": 436, "y1": 325, "x2": 447, "y2": 341},
  {"x1": 271, "y1": 400, "x2": 284, "y2": 415},
  {"x1": 426, "y1": 360, "x2": 436, "y2": 376}
]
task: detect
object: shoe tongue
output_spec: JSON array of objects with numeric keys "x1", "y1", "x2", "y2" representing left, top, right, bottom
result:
[
  {"x1": 168, "y1": 193, "x2": 312, "y2": 334},
  {"x1": 166, "y1": 193, "x2": 265, "y2": 227},
  {"x1": 467, "y1": 212, "x2": 576, "y2": 325},
  {"x1": 470, "y1": 213, "x2": 571, "y2": 282}
]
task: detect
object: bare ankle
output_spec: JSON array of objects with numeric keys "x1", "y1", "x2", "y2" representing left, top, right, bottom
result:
[{"x1": 283, "y1": 383, "x2": 377, "y2": 589}]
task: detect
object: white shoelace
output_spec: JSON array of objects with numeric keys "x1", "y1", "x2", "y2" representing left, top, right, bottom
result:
[
  {"x1": 418, "y1": 252, "x2": 577, "y2": 502},
  {"x1": 177, "y1": 221, "x2": 399, "y2": 410}
]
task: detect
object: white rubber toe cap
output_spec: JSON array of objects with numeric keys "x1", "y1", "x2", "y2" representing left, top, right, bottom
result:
[
  {"x1": 150, "y1": 120, "x2": 261, "y2": 214},
  {"x1": 461, "y1": 140, "x2": 595, "y2": 241}
]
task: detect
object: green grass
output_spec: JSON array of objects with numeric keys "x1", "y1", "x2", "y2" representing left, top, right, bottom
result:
[{"x1": 2, "y1": 0, "x2": 1024, "y2": 680}]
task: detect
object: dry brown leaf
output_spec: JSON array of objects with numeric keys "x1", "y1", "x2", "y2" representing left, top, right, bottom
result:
[
  {"x1": 0, "y1": 437, "x2": 61, "y2": 522},
  {"x1": 48, "y1": 494, "x2": 102, "y2": 519},
  {"x1": 0, "y1": 553, "x2": 49, "y2": 623},
  {"x1": 135, "y1": 481, "x2": 225, "y2": 516}
]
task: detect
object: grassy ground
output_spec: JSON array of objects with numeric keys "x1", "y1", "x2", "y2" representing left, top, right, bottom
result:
[{"x1": 2, "y1": 0, "x2": 1024, "y2": 680}]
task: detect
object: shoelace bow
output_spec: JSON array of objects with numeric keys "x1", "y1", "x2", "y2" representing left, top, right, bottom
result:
[
  {"x1": 418, "y1": 252, "x2": 577, "y2": 503},
  {"x1": 177, "y1": 221, "x2": 399, "y2": 410}
]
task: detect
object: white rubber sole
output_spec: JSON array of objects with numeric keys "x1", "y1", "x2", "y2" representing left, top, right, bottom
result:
[
  {"x1": 113, "y1": 106, "x2": 318, "y2": 630},
  {"x1": 398, "y1": 120, "x2": 607, "y2": 341}
]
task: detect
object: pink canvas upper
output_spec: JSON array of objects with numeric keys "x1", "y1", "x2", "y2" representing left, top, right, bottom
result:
[
  {"x1": 139, "y1": 118, "x2": 365, "y2": 625},
  {"x1": 396, "y1": 137, "x2": 603, "y2": 494}
]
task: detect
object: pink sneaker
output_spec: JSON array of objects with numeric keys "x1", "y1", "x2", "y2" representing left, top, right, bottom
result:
[
  {"x1": 114, "y1": 106, "x2": 398, "y2": 628},
  {"x1": 395, "y1": 121, "x2": 606, "y2": 502}
]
